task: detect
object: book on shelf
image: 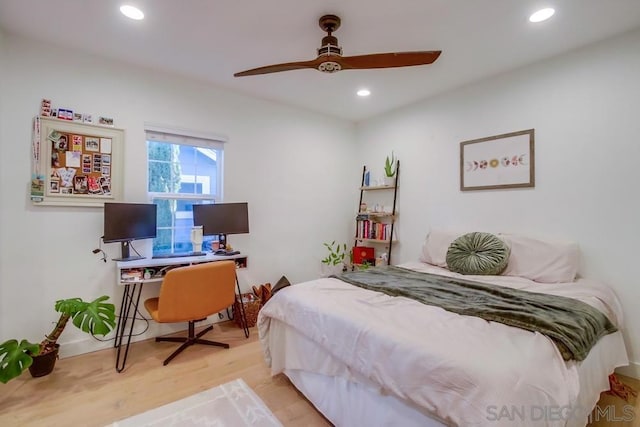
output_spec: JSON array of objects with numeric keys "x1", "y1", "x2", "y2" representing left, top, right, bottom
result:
[
  {"x1": 356, "y1": 220, "x2": 391, "y2": 240},
  {"x1": 121, "y1": 269, "x2": 143, "y2": 280}
]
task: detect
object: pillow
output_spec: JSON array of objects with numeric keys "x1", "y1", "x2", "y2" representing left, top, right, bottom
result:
[
  {"x1": 446, "y1": 232, "x2": 510, "y2": 275},
  {"x1": 499, "y1": 234, "x2": 579, "y2": 283},
  {"x1": 420, "y1": 230, "x2": 460, "y2": 267}
]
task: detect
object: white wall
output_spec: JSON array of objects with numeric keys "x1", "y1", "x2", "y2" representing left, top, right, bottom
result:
[
  {"x1": 0, "y1": 35, "x2": 358, "y2": 356},
  {"x1": 0, "y1": 29, "x2": 6, "y2": 341},
  {"x1": 356, "y1": 28, "x2": 640, "y2": 375}
]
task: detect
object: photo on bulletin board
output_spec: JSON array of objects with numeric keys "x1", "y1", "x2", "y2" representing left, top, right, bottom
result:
[{"x1": 36, "y1": 117, "x2": 124, "y2": 207}]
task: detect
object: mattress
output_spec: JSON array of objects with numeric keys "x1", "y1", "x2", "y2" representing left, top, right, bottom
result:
[{"x1": 258, "y1": 262, "x2": 629, "y2": 426}]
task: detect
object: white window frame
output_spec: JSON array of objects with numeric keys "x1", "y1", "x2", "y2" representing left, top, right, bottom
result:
[{"x1": 146, "y1": 124, "x2": 226, "y2": 253}]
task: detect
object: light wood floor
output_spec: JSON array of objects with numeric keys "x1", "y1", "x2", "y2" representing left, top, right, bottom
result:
[{"x1": 0, "y1": 322, "x2": 637, "y2": 426}]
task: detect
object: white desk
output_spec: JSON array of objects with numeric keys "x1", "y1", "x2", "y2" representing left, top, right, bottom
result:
[
  {"x1": 114, "y1": 253, "x2": 249, "y2": 372},
  {"x1": 116, "y1": 252, "x2": 248, "y2": 273}
]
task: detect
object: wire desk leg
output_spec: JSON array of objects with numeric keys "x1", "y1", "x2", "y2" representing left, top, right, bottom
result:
[
  {"x1": 235, "y1": 274, "x2": 250, "y2": 338},
  {"x1": 114, "y1": 282, "x2": 144, "y2": 373}
]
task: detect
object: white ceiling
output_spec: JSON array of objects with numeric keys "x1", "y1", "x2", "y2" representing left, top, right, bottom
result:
[{"x1": 2, "y1": 0, "x2": 640, "y2": 122}]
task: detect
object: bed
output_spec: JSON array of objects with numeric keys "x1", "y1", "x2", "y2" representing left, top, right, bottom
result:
[{"x1": 257, "y1": 232, "x2": 629, "y2": 427}]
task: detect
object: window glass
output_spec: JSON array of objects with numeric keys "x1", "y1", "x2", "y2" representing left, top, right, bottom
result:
[{"x1": 146, "y1": 131, "x2": 224, "y2": 255}]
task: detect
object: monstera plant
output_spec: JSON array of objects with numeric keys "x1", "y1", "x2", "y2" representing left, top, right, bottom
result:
[{"x1": 0, "y1": 295, "x2": 116, "y2": 383}]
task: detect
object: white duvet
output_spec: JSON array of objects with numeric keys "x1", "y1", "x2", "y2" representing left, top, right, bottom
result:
[{"x1": 258, "y1": 262, "x2": 628, "y2": 426}]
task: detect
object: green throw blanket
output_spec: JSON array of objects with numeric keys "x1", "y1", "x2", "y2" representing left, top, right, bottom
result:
[{"x1": 334, "y1": 266, "x2": 617, "y2": 361}]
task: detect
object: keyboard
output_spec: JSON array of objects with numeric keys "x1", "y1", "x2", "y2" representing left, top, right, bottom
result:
[
  {"x1": 213, "y1": 250, "x2": 241, "y2": 256},
  {"x1": 152, "y1": 252, "x2": 205, "y2": 259}
]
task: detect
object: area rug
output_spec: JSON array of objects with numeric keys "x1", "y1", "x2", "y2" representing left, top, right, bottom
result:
[{"x1": 110, "y1": 379, "x2": 283, "y2": 426}]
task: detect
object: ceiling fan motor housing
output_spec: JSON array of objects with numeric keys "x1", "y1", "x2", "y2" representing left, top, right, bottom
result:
[
  {"x1": 317, "y1": 44, "x2": 342, "y2": 56},
  {"x1": 316, "y1": 14, "x2": 343, "y2": 72}
]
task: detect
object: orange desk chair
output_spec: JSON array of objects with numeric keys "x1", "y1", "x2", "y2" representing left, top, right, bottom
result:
[{"x1": 144, "y1": 260, "x2": 236, "y2": 365}]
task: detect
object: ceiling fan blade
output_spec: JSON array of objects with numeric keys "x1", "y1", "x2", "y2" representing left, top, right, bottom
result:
[
  {"x1": 234, "y1": 59, "x2": 321, "y2": 77},
  {"x1": 337, "y1": 51, "x2": 441, "y2": 70}
]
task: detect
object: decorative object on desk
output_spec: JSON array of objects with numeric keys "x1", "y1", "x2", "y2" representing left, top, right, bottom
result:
[
  {"x1": 190, "y1": 225, "x2": 203, "y2": 253},
  {"x1": 460, "y1": 129, "x2": 535, "y2": 191},
  {"x1": 233, "y1": 293, "x2": 261, "y2": 328},
  {"x1": 0, "y1": 295, "x2": 116, "y2": 383},
  {"x1": 384, "y1": 151, "x2": 397, "y2": 185},
  {"x1": 108, "y1": 378, "x2": 283, "y2": 427},
  {"x1": 321, "y1": 240, "x2": 348, "y2": 276}
]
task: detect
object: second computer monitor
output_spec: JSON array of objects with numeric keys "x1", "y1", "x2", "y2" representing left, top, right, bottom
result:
[{"x1": 193, "y1": 202, "x2": 249, "y2": 237}]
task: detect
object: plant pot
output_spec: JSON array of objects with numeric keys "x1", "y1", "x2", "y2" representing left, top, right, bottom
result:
[
  {"x1": 28, "y1": 344, "x2": 59, "y2": 378},
  {"x1": 384, "y1": 176, "x2": 395, "y2": 186}
]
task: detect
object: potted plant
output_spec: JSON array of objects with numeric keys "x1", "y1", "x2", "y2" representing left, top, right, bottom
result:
[
  {"x1": 0, "y1": 295, "x2": 116, "y2": 383},
  {"x1": 384, "y1": 151, "x2": 397, "y2": 185},
  {"x1": 321, "y1": 241, "x2": 348, "y2": 276}
]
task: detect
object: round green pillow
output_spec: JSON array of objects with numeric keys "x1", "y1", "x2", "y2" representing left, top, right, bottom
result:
[{"x1": 446, "y1": 232, "x2": 510, "y2": 275}]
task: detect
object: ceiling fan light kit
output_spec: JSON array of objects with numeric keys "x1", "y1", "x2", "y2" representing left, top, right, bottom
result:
[{"x1": 234, "y1": 14, "x2": 441, "y2": 77}]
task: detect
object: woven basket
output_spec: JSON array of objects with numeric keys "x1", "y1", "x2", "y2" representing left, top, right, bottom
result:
[{"x1": 233, "y1": 293, "x2": 261, "y2": 328}]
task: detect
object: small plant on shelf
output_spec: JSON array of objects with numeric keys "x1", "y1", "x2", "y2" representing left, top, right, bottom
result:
[
  {"x1": 384, "y1": 151, "x2": 397, "y2": 178},
  {"x1": 0, "y1": 295, "x2": 116, "y2": 383}
]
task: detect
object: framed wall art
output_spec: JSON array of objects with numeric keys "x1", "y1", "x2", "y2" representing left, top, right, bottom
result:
[
  {"x1": 460, "y1": 129, "x2": 535, "y2": 191},
  {"x1": 33, "y1": 117, "x2": 124, "y2": 206}
]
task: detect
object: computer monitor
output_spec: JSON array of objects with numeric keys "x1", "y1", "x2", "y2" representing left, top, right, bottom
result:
[
  {"x1": 193, "y1": 202, "x2": 249, "y2": 251},
  {"x1": 103, "y1": 202, "x2": 157, "y2": 261}
]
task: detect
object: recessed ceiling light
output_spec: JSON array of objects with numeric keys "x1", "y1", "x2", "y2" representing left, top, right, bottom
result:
[
  {"x1": 357, "y1": 89, "x2": 371, "y2": 97},
  {"x1": 529, "y1": 8, "x2": 555, "y2": 23},
  {"x1": 120, "y1": 5, "x2": 144, "y2": 20}
]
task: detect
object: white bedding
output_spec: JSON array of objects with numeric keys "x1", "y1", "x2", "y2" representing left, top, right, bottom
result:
[{"x1": 258, "y1": 262, "x2": 628, "y2": 426}]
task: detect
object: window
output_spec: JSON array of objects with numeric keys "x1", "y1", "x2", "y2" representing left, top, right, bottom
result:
[{"x1": 146, "y1": 126, "x2": 225, "y2": 255}]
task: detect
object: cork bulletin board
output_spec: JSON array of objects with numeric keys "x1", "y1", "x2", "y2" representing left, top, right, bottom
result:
[{"x1": 35, "y1": 117, "x2": 124, "y2": 206}]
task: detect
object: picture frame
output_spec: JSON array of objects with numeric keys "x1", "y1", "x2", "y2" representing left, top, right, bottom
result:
[
  {"x1": 460, "y1": 129, "x2": 535, "y2": 191},
  {"x1": 36, "y1": 117, "x2": 124, "y2": 207}
]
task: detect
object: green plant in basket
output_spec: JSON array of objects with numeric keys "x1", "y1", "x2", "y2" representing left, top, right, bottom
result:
[
  {"x1": 322, "y1": 241, "x2": 348, "y2": 266},
  {"x1": 384, "y1": 151, "x2": 396, "y2": 178},
  {"x1": 0, "y1": 295, "x2": 116, "y2": 383}
]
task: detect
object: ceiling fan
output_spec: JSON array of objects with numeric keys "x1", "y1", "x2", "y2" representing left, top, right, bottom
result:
[{"x1": 234, "y1": 14, "x2": 441, "y2": 77}]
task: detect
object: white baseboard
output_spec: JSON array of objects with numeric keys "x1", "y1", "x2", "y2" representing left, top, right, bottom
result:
[
  {"x1": 58, "y1": 313, "x2": 232, "y2": 359},
  {"x1": 616, "y1": 362, "x2": 640, "y2": 379}
]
